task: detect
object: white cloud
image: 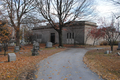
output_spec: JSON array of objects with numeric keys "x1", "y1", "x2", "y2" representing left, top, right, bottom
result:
[{"x1": 94, "y1": 0, "x2": 120, "y2": 25}]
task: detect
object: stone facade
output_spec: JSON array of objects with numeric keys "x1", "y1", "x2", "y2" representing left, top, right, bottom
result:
[{"x1": 32, "y1": 21, "x2": 97, "y2": 45}]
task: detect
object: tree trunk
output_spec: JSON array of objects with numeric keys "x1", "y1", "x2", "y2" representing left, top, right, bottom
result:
[
  {"x1": 110, "y1": 42, "x2": 113, "y2": 51},
  {"x1": 93, "y1": 40, "x2": 96, "y2": 46},
  {"x1": 58, "y1": 31, "x2": 63, "y2": 47},
  {"x1": 3, "y1": 43, "x2": 7, "y2": 56},
  {"x1": 16, "y1": 30, "x2": 20, "y2": 46},
  {"x1": 4, "y1": 50, "x2": 6, "y2": 56}
]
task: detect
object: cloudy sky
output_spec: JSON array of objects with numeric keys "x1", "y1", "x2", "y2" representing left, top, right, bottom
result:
[
  {"x1": 95, "y1": 0, "x2": 120, "y2": 20},
  {"x1": 0, "y1": 0, "x2": 119, "y2": 25}
]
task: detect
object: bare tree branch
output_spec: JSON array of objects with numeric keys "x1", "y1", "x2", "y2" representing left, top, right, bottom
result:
[
  {"x1": 2, "y1": 0, "x2": 35, "y2": 46},
  {"x1": 35, "y1": 0, "x2": 94, "y2": 46}
]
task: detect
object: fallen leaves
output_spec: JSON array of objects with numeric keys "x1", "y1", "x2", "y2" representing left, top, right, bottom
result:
[
  {"x1": 84, "y1": 47, "x2": 120, "y2": 80},
  {"x1": 64, "y1": 78, "x2": 67, "y2": 80},
  {"x1": 79, "y1": 77, "x2": 82, "y2": 79},
  {"x1": 66, "y1": 66, "x2": 69, "y2": 68},
  {"x1": 52, "y1": 73, "x2": 54, "y2": 75},
  {"x1": 35, "y1": 75, "x2": 38, "y2": 78},
  {"x1": 47, "y1": 61, "x2": 50, "y2": 64},
  {"x1": 49, "y1": 77, "x2": 52, "y2": 79},
  {"x1": 69, "y1": 74, "x2": 71, "y2": 76},
  {"x1": 57, "y1": 72, "x2": 60, "y2": 75},
  {"x1": 0, "y1": 45, "x2": 66, "y2": 80}
]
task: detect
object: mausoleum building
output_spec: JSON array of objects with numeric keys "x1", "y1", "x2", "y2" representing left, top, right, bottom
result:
[{"x1": 32, "y1": 21, "x2": 98, "y2": 45}]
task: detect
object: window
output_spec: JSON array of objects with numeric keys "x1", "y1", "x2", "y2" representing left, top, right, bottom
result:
[
  {"x1": 67, "y1": 33, "x2": 69, "y2": 39},
  {"x1": 70, "y1": 33, "x2": 71, "y2": 38},
  {"x1": 67, "y1": 33, "x2": 74, "y2": 39},
  {"x1": 72, "y1": 33, "x2": 74, "y2": 39}
]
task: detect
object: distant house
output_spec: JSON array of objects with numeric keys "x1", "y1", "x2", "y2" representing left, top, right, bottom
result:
[{"x1": 32, "y1": 21, "x2": 98, "y2": 45}]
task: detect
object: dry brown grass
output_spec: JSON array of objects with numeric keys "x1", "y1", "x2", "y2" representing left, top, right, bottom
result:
[
  {"x1": 0, "y1": 44, "x2": 66, "y2": 80},
  {"x1": 83, "y1": 46, "x2": 120, "y2": 80}
]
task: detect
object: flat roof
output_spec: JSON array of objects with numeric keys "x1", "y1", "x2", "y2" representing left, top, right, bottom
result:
[{"x1": 32, "y1": 21, "x2": 97, "y2": 30}]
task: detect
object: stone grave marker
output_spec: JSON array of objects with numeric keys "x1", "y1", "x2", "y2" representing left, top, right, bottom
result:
[
  {"x1": 14, "y1": 46, "x2": 20, "y2": 52},
  {"x1": 104, "y1": 50, "x2": 112, "y2": 54},
  {"x1": 116, "y1": 52, "x2": 120, "y2": 56},
  {"x1": 32, "y1": 41, "x2": 40, "y2": 56},
  {"x1": 117, "y1": 43, "x2": 120, "y2": 50},
  {"x1": 104, "y1": 50, "x2": 110, "y2": 54},
  {"x1": 8, "y1": 53, "x2": 16, "y2": 62},
  {"x1": 46, "y1": 42, "x2": 52, "y2": 48}
]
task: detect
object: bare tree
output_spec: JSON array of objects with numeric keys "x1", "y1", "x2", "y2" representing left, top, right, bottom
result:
[
  {"x1": 21, "y1": 15, "x2": 46, "y2": 29},
  {"x1": 111, "y1": 0, "x2": 120, "y2": 4},
  {"x1": 100, "y1": 18, "x2": 120, "y2": 51},
  {"x1": 35, "y1": 0, "x2": 94, "y2": 47},
  {"x1": 1, "y1": 0, "x2": 35, "y2": 46}
]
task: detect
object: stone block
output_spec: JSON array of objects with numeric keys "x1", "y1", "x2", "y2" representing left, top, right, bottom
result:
[
  {"x1": 8, "y1": 53, "x2": 16, "y2": 62},
  {"x1": 46, "y1": 42, "x2": 52, "y2": 48},
  {"x1": 14, "y1": 46, "x2": 20, "y2": 52}
]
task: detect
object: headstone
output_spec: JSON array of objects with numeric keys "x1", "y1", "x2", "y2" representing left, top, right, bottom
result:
[
  {"x1": 104, "y1": 50, "x2": 110, "y2": 54},
  {"x1": 116, "y1": 52, "x2": 120, "y2": 56},
  {"x1": 14, "y1": 46, "x2": 20, "y2": 52},
  {"x1": 55, "y1": 46, "x2": 58, "y2": 49},
  {"x1": 0, "y1": 43, "x2": 2, "y2": 46},
  {"x1": 10, "y1": 42, "x2": 15, "y2": 46},
  {"x1": 117, "y1": 43, "x2": 120, "y2": 50},
  {"x1": 46, "y1": 42, "x2": 52, "y2": 48},
  {"x1": 8, "y1": 53, "x2": 16, "y2": 62},
  {"x1": 32, "y1": 41, "x2": 40, "y2": 56},
  {"x1": 104, "y1": 50, "x2": 112, "y2": 54}
]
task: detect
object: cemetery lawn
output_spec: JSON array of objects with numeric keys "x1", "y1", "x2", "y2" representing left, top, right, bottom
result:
[
  {"x1": 83, "y1": 46, "x2": 120, "y2": 80},
  {"x1": 0, "y1": 44, "x2": 66, "y2": 80}
]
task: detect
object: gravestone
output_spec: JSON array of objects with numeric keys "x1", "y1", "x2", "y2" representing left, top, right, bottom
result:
[
  {"x1": 55, "y1": 46, "x2": 58, "y2": 49},
  {"x1": 46, "y1": 42, "x2": 52, "y2": 48},
  {"x1": 104, "y1": 50, "x2": 110, "y2": 54},
  {"x1": 104, "y1": 50, "x2": 112, "y2": 54},
  {"x1": 116, "y1": 52, "x2": 120, "y2": 56},
  {"x1": 14, "y1": 46, "x2": 20, "y2": 52},
  {"x1": 32, "y1": 41, "x2": 40, "y2": 56},
  {"x1": 8, "y1": 53, "x2": 16, "y2": 62},
  {"x1": 10, "y1": 42, "x2": 15, "y2": 46},
  {"x1": 117, "y1": 43, "x2": 120, "y2": 50}
]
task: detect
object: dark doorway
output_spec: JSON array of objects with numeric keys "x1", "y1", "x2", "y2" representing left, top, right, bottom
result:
[{"x1": 51, "y1": 33, "x2": 55, "y2": 43}]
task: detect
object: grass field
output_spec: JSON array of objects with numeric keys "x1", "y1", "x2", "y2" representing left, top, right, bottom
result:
[{"x1": 84, "y1": 46, "x2": 120, "y2": 80}]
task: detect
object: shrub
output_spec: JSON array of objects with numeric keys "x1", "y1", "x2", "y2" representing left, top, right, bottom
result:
[
  {"x1": 100, "y1": 41, "x2": 108, "y2": 46},
  {"x1": 113, "y1": 41, "x2": 119, "y2": 45}
]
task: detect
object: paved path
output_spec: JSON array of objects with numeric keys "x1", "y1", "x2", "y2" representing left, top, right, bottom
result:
[{"x1": 35, "y1": 48, "x2": 103, "y2": 80}]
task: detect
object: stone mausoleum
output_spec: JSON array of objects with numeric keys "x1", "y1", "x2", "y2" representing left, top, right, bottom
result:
[{"x1": 32, "y1": 21, "x2": 98, "y2": 45}]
